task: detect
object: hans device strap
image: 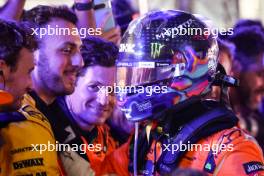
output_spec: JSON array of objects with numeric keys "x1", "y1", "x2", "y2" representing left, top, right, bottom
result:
[{"x1": 157, "y1": 106, "x2": 238, "y2": 174}]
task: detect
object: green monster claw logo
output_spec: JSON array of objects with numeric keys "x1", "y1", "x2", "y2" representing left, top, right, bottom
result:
[{"x1": 151, "y1": 43, "x2": 164, "y2": 59}]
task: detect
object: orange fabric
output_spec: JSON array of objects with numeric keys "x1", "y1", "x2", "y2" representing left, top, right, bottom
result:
[
  {"x1": 57, "y1": 156, "x2": 67, "y2": 176},
  {"x1": 0, "y1": 91, "x2": 13, "y2": 105},
  {"x1": 99, "y1": 126, "x2": 264, "y2": 176},
  {"x1": 97, "y1": 138, "x2": 130, "y2": 176},
  {"x1": 81, "y1": 125, "x2": 118, "y2": 174},
  {"x1": 177, "y1": 127, "x2": 264, "y2": 175}
]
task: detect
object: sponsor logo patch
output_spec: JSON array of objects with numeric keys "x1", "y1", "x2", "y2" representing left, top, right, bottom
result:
[
  {"x1": 243, "y1": 161, "x2": 264, "y2": 175},
  {"x1": 13, "y1": 158, "x2": 44, "y2": 170}
]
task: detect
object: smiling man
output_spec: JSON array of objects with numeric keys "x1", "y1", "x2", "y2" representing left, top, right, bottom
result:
[
  {"x1": 47, "y1": 37, "x2": 119, "y2": 175},
  {"x1": 15, "y1": 5, "x2": 84, "y2": 175},
  {"x1": 229, "y1": 23, "x2": 264, "y2": 152},
  {"x1": 0, "y1": 20, "x2": 51, "y2": 175},
  {"x1": 22, "y1": 6, "x2": 83, "y2": 104}
]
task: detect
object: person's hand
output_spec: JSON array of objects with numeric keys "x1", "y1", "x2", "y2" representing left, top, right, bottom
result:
[{"x1": 100, "y1": 26, "x2": 121, "y2": 45}]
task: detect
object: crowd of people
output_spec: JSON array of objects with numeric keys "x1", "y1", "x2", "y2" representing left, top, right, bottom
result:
[{"x1": 0, "y1": 0, "x2": 263, "y2": 176}]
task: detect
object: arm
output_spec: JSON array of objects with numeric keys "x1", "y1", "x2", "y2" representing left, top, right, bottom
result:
[
  {"x1": 214, "y1": 135, "x2": 264, "y2": 175},
  {"x1": 100, "y1": 26, "x2": 121, "y2": 45},
  {"x1": 98, "y1": 138, "x2": 131, "y2": 176},
  {"x1": 74, "y1": 0, "x2": 96, "y2": 29},
  {"x1": 74, "y1": 0, "x2": 121, "y2": 45},
  {"x1": 0, "y1": 0, "x2": 26, "y2": 21}
]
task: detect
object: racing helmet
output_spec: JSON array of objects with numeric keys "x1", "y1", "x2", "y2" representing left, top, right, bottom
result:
[{"x1": 116, "y1": 10, "x2": 219, "y2": 121}]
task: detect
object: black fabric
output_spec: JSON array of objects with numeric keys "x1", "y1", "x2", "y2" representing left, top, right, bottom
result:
[
  {"x1": 157, "y1": 101, "x2": 238, "y2": 174},
  {"x1": 238, "y1": 106, "x2": 264, "y2": 153},
  {"x1": 128, "y1": 123, "x2": 154, "y2": 173},
  {"x1": 108, "y1": 124, "x2": 130, "y2": 145},
  {"x1": 28, "y1": 91, "x2": 98, "y2": 161}
]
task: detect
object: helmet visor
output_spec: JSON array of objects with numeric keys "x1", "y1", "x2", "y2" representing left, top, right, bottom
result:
[{"x1": 116, "y1": 62, "x2": 186, "y2": 87}]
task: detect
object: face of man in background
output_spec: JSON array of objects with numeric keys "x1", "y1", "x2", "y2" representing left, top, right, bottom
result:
[
  {"x1": 240, "y1": 70, "x2": 264, "y2": 110},
  {"x1": 1, "y1": 48, "x2": 34, "y2": 110},
  {"x1": 66, "y1": 65, "x2": 116, "y2": 131},
  {"x1": 33, "y1": 18, "x2": 83, "y2": 97},
  {"x1": 236, "y1": 52, "x2": 264, "y2": 111}
]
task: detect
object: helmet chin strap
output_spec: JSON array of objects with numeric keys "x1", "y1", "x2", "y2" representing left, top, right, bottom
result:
[
  {"x1": 211, "y1": 63, "x2": 239, "y2": 108},
  {"x1": 133, "y1": 122, "x2": 139, "y2": 176}
]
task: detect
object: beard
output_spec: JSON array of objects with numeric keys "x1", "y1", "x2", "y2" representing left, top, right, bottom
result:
[{"x1": 37, "y1": 52, "x2": 73, "y2": 96}]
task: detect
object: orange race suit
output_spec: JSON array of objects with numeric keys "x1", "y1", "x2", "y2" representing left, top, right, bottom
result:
[{"x1": 99, "y1": 100, "x2": 264, "y2": 176}]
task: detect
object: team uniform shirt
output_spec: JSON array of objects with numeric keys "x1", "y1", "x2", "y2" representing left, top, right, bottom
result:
[
  {"x1": 0, "y1": 94, "x2": 61, "y2": 176},
  {"x1": 41, "y1": 96, "x2": 119, "y2": 175}
]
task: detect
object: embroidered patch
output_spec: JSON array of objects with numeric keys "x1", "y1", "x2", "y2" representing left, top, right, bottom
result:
[
  {"x1": 203, "y1": 150, "x2": 216, "y2": 174},
  {"x1": 243, "y1": 161, "x2": 264, "y2": 175}
]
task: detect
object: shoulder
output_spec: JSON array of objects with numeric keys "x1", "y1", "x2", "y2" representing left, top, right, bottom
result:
[
  {"x1": 19, "y1": 94, "x2": 53, "y2": 134},
  {"x1": 204, "y1": 126, "x2": 264, "y2": 175},
  {"x1": 181, "y1": 127, "x2": 264, "y2": 175},
  {"x1": 209, "y1": 126, "x2": 262, "y2": 153},
  {"x1": 0, "y1": 111, "x2": 26, "y2": 128},
  {"x1": 197, "y1": 126, "x2": 263, "y2": 160},
  {"x1": 210, "y1": 127, "x2": 264, "y2": 175}
]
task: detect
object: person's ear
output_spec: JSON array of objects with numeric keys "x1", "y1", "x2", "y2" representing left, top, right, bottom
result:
[
  {"x1": 0, "y1": 60, "x2": 7, "y2": 78},
  {"x1": 33, "y1": 49, "x2": 40, "y2": 66},
  {"x1": 0, "y1": 60, "x2": 11, "y2": 79},
  {"x1": 0, "y1": 60, "x2": 5, "y2": 73}
]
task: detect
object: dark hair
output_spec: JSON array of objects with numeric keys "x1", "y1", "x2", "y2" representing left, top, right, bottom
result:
[
  {"x1": 80, "y1": 37, "x2": 118, "y2": 68},
  {"x1": 217, "y1": 39, "x2": 234, "y2": 61},
  {"x1": 233, "y1": 19, "x2": 264, "y2": 32},
  {"x1": 230, "y1": 26, "x2": 264, "y2": 56},
  {"x1": 229, "y1": 25, "x2": 264, "y2": 69},
  {"x1": 22, "y1": 5, "x2": 78, "y2": 27},
  {"x1": 0, "y1": 20, "x2": 38, "y2": 70}
]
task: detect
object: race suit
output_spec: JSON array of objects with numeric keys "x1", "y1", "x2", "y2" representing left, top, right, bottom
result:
[
  {"x1": 0, "y1": 94, "x2": 62, "y2": 176},
  {"x1": 99, "y1": 100, "x2": 264, "y2": 176}
]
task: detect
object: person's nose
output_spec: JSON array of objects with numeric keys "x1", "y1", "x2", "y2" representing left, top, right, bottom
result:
[
  {"x1": 71, "y1": 52, "x2": 84, "y2": 69},
  {"x1": 96, "y1": 88, "x2": 110, "y2": 106}
]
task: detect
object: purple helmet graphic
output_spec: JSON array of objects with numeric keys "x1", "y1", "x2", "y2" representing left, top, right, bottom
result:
[{"x1": 116, "y1": 10, "x2": 219, "y2": 121}]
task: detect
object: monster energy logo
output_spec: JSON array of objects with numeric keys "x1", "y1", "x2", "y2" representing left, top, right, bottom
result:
[{"x1": 151, "y1": 43, "x2": 164, "y2": 59}]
